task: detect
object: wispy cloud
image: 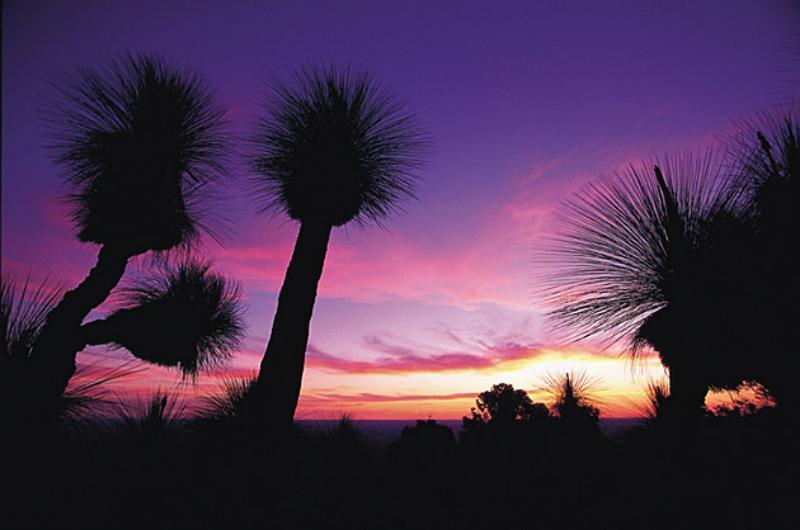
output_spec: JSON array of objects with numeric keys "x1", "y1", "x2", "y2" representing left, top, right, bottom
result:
[
  {"x1": 306, "y1": 333, "x2": 547, "y2": 375},
  {"x1": 306, "y1": 391, "x2": 478, "y2": 404}
]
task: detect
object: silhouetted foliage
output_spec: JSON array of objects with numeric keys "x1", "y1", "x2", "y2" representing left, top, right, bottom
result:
[
  {"x1": 706, "y1": 382, "x2": 775, "y2": 418},
  {"x1": 2, "y1": 278, "x2": 61, "y2": 362},
  {"x1": 249, "y1": 66, "x2": 427, "y2": 426},
  {"x1": 114, "y1": 392, "x2": 185, "y2": 444},
  {"x1": 1, "y1": 261, "x2": 244, "y2": 431},
  {"x1": 195, "y1": 376, "x2": 305, "y2": 444},
  {"x1": 0, "y1": 278, "x2": 137, "y2": 429},
  {"x1": 80, "y1": 260, "x2": 245, "y2": 376},
  {"x1": 540, "y1": 372, "x2": 602, "y2": 443},
  {"x1": 3, "y1": 263, "x2": 242, "y2": 431},
  {"x1": 386, "y1": 419, "x2": 456, "y2": 469},
  {"x1": 30, "y1": 52, "x2": 231, "y2": 404},
  {"x1": 199, "y1": 376, "x2": 260, "y2": 422},
  {"x1": 47, "y1": 52, "x2": 228, "y2": 252},
  {"x1": 1, "y1": 278, "x2": 81, "y2": 426},
  {"x1": 463, "y1": 382, "x2": 550, "y2": 431},
  {"x1": 316, "y1": 414, "x2": 368, "y2": 457},
  {"x1": 544, "y1": 115, "x2": 800, "y2": 417},
  {"x1": 727, "y1": 112, "x2": 800, "y2": 408},
  {"x1": 541, "y1": 372, "x2": 601, "y2": 422},
  {"x1": 250, "y1": 66, "x2": 426, "y2": 226},
  {"x1": 642, "y1": 378, "x2": 670, "y2": 424},
  {"x1": 542, "y1": 153, "x2": 751, "y2": 420}
]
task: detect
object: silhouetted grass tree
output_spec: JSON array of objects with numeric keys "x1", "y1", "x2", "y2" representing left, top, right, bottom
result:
[
  {"x1": 199, "y1": 376, "x2": 260, "y2": 424},
  {"x1": 2, "y1": 262, "x2": 244, "y2": 432},
  {"x1": 542, "y1": 154, "x2": 750, "y2": 423},
  {"x1": 642, "y1": 379, "x2": 671, "y2": 425},
  {"x1": 316, "y1": 414, "x2": 368, "y2": 461},
  {"x1": 250, "y1": 67, "x2": 426, "y2": 425},
  {"x1": 115, "y1": 392, "x2": 186, "y2": 446},
  {"x1": 31, "y1": 53, "x2": 228, "y2": 399},
  {"x1": 731, "y1": 113, "x2": 800, "y2": 408},
  {"x1": 541, "y1": 372, "x2": 601, "y2": 437}
]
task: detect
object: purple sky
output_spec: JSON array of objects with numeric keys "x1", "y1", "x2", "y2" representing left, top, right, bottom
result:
[{"x1": 2, "y1": 0, "x2": 797, "y2": 418}]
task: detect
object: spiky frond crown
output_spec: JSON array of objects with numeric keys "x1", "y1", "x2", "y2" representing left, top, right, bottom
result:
[
  {"x1": 722, "y1": 113, "x2": 800, "y2": 395},
  {"x1": 732, "y1": 112, "x2": 800, "y2": 226},
  {"x1": 114, "y1": 392, "x2": 186, "y2": 441},
  {"x1": 46, "y1": 53, "x2": 228, "y2": 254},
  {"x1": 642, "y1": 379, "x2": 670, "y2": 421},
  {"x1": 105, "y1": 260, "x2": 245, "y2": 376},
  {"x1": 198, "y1": 376, "x2": 259, "y2": 422},
  {"x1": 1, "y1": 278, "x2": 136, "y2": 425},
  {"x1": 539, "y1": 372, "x2": 600, "y2": 419},
  {"x1": 1, "y1": 278, "x2": 61, "y2": 361},
  {"x1": 541, "y1": 153, "x2": 747, "y2": 360},
  {"x1": 251, "y1": 67, "x2": 426, "y2": 226}
]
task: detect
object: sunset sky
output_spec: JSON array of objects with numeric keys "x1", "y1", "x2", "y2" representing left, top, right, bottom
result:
[{"x1": 3, "y1": 0, "x2": 797, "y2": 418}]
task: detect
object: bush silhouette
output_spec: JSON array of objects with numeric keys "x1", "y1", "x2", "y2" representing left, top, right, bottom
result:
[
  {"x1": 386, "y1": 419, "x2": 456, "y2": 469},
  {"x1": 463, "y1": 382, "x2": 550, "y2": 432}
]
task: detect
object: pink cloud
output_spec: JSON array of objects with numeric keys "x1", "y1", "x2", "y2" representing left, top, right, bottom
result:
[
  {"x1": 304, "y1": 391, "x2": 478, "y2": 404},
  {"x1": 306, "y1": 337, "x2": 545, "y2": 375}
]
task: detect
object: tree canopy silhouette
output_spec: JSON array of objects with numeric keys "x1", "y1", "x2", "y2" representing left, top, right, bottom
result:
[
  {"x1": 30, "y1": 53, "x2": 229, "y2": 400},
  {"x1": 463, "y1": 383, "x2": 549, "y2": 431},
  {"x1": 250, "y1": 67, "x2": 427, "y2": 425}
]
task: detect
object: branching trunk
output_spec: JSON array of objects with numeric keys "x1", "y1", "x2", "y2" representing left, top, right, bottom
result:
[
  {"x1": 257, "y1": 220, "x2": 332, "y2": 427},
  {"x1": 78, "y1": 312, "x2": 130, "y2": 348},
  {"x1": 31, "y1": 244, "x2": 130, "y2": 398}
]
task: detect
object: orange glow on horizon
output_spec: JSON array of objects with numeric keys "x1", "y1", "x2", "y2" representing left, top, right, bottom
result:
[{"x1": 72, "y1": 345, "x2": 770, "y2": 421}]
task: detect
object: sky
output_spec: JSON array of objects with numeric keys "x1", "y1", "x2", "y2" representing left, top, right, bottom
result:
[{"x1": 2, "y1": 0, "x2": 797, "y2": 419}]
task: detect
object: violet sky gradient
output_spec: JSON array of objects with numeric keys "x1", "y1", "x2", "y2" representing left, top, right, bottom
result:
[{"x1": 2, "y1": 0, "x2": 798, "y2": 418}]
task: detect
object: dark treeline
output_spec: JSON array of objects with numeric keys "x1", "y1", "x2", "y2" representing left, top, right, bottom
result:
[
  {"x1": 1, "y1": 52, "x2": 798, "y2": 529},
  {"x1": 1, "y1": 377, "x2": 793, "y2": 529}
]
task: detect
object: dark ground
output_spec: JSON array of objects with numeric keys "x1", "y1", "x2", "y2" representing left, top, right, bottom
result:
[{"x1": 2, "y1": 408, "x2": 796, "y2": 530}]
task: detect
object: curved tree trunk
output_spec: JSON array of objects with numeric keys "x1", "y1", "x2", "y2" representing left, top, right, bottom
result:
[
  {"x1": 31, "y1": 244, "x2": 130, "y2": 398},
  {"x1": 257, "y1": 220, "x2": 332, "y2": 428}
]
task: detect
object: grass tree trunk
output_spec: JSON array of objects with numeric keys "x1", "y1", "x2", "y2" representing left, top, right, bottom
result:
[
  {"x1": 667, "y1": 361, "x2": 707, "y2": 436},
  {"x1": 257, "y1": 220, "x2": 332, "y2": 427},
  {"x1": 31, "y1": 244, "x2": 130, "y2": 398},
  {"x1": 77, "y1": 312, "x2": 129, "y2": 348}
]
